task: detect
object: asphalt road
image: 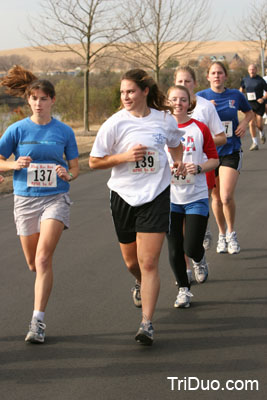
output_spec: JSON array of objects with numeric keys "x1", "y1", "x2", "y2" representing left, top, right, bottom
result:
[{"x1": 0, "y1": 132, "x2": 266, "y2": 400}]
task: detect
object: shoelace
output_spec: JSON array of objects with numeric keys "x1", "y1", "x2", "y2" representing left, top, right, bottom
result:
[
  {"x1": 141, "y1": 322, "x2": 153, "y2": 333},
  {"x1": 179, "y1": 289, "x2": 193, "y2": 298},
  {"x1": 30, "y1": 321, "x2": 46, "y2": 333}
]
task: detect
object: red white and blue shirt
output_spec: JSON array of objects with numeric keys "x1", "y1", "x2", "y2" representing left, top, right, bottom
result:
[{"x1": 167, "y1": 118, "x2": 218, "y2": 205}]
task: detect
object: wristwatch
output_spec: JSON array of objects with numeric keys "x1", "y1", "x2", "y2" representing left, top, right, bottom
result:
[{"x1": 197, "y1": 165, "x2": 202, "y2": 174}]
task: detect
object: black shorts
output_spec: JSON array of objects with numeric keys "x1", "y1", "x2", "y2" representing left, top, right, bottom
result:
[
  {"x1": 249, "y1": 101, "x2": 265, "y2": 116},
  {"x1": 110, "y1": 186, "x2": 170, "y2": 244},
  {"x1": 215, "y1": 150, "x2": 243, "y2": 177}
]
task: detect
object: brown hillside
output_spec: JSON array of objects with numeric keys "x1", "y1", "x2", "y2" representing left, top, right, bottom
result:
[{"x1": 0, "y1": 41, "x2": 260, "y2": 73}]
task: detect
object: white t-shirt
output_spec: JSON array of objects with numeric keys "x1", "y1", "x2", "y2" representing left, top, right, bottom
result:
[
  {"x1": 90, "y1": 108, "x2": 184, "y2": 206},
  {"x1": 193, "y1": 95, "x2": 224, "y2": 137},
  {"x1": 167, "y1": 119, "x2": 218, "y2": 205},
  {"x1": 264, "y1": 75, "x2": 267, "y2": 95}
]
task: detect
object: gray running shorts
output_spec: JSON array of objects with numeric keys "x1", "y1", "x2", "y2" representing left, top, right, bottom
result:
[{"x1": 14, "y1": 192, "x2": 71, "y2": 236}]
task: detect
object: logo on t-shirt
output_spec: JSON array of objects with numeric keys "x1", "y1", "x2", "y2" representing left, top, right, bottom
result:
[
  {"x1": 229, "y1": 100, "x2": 236, "y2": 109},
  {"x1": 182, "y1": 136, "x2": 196, "y2": 152},
  {"x1": 152, "y1": 133, "x2": 166, "y2": 145}
]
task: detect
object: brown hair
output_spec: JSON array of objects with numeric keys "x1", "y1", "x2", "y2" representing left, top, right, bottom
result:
[
  {"x1": 173, "y1": 65, "x2": 196, "y2": 83},
  {"x1": 167, "y1": 85, "x2": 196, "y2": 114},
  {"x1": 207, "y1": 61, "x2": 228, "y2": 76},
  {"x1": 0, "y1": 65, "x2": 56, "y2": 98},
  {"x1": 121, "y1": 69, "x2": 172, "y2": 112}
]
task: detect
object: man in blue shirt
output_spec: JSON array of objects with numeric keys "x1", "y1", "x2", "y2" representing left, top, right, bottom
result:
[{"x1": 240, "y1": 64, "x2": 267, "y2": 150}]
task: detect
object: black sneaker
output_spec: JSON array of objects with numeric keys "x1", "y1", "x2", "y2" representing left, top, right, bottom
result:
[
  {"x1": 135, "y1": 321, "x2": 154, "y2": 345},
  {"x1": 25, "y1": 317, "x2": 46, "y2": 343}
]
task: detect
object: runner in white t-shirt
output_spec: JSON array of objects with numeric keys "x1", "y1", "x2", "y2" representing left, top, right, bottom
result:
[
  {"x1": 166, "y1": 85, "x2": 219, "y2": 308},
  {"x1": 174, "y1": 66, "x2": 226, "y2": 282},
  {"x1": 263, "y1": 69, "x2": 267, "y2": 123},
  {"x1": 89, "y1": 69, "x2": 185, "y2": 346}
]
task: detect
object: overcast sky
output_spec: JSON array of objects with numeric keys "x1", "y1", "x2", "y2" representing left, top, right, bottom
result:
[{"x1": 0, "y1": 0, "x2": 254, "y2": 51}]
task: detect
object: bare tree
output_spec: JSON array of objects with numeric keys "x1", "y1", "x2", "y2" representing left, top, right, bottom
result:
[
  {"x1": 0, "y1": 55, "x2": 33, "y2": 72},
  {"x1": 25, "y1": 0, "x2": 134, "y2": 131},
  {"x1": 35, "y1": 59, "x2": 60, "y2": 74},
  {"x1": 235, "y1": 0, "x2": 267, "y2": 75},
  {"x1": 114, "y1": 0, "x2": 216, "y2": 83}
]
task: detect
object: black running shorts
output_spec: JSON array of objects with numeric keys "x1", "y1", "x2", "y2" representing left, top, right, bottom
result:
[
  {"x1": 249, "y1": 101, "x2": 265, "y2": 116},
  {"x1": 110, "y1": 186, "x2": 170, "y2": 244},
  {"x1": 215, "y1": 150, "x2": 243, "y2": 177}
]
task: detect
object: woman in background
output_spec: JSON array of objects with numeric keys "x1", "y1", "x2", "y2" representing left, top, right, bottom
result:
[
  {"x1": 166, "y1": 85, "x2": 218, "y2": 308},
  {"x1": 174, "y1": 65, "x2": 226, "y2": 282},
  {"x1": 197, "y1": 62, "x2": 253, "y2": 254}
]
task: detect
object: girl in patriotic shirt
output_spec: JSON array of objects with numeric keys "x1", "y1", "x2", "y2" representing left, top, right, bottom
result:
[{"x1": 167, "y1": 85, "x2": 219, "y2": 308}]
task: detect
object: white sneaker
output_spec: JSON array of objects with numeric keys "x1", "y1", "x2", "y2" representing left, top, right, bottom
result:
[
  {"x1": 216, "y1": 234, "x2": 228, "y2": 253},
  {"x1": 203, "y1": 230, "x2": 212, "y2": 250},
  {"x1": 174, "y1": 287, "x2": 193, "y2": 308},
  {"x1": 25, "y1": 317, "x2": 46, "y2": 343},
  {"x1": 227, "y1": 231, "x2": 240, "y2": 254},
  {"x1": 192, "y1": 255, "x2": 208, "y2": 283},
  {"x1": 249, "y1": 143, "x2": 259, "y2": 151}
]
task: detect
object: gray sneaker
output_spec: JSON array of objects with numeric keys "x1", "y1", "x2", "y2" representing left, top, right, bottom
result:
[
  {"x1": 135, "y1": 321, "x2": 154, "y2": 345},
  {"x1": 131, "y1": 280, "x2": 141, "y2": 308},
  {"x1": 174, "y1": 287, "x2": 193, "y2": 308},
  {"x1": 25, "y1": 317, "x2": 46, "y2": 343},
  {"x1": 192, "y1": 255, "x2": 208, "y2": 283},
  {"x1": 203, "y1": 230, "x2": 212, "y2": 250}
]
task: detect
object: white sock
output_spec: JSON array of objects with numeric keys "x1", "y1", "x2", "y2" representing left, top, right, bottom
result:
[
  {"x1": 32, "y1": 310, "x2": 45, "y2": 322},
  {"x1": 259, "y1": 131, "x2": 263, "y2": 137},
  {"x1": 252, "y1": 137, "x2": 258, "y2": 145}
]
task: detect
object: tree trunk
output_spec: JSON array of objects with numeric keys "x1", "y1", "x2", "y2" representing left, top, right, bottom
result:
[{"x1": 84, "y1": 68, "x2": 89, "y2": 132}]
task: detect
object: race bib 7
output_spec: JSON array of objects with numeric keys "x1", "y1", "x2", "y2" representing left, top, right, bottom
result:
[{"x1": 222, "y1": 121, "x2": 233, "y2": 138}]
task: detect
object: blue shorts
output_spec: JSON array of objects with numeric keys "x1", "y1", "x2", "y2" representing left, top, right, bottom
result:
[{"x1": 171, "y1": 198, "x2": 209, "y2": 217}]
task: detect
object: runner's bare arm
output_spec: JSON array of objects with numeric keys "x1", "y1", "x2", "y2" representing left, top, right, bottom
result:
[
  {"x1": 56, "y1": 157, "x2": 79, "y2": 181},
  {"x1": 0, "y1": 155, "x2": 32, "y2": 171},
  {"x1": 213, "y1": 132, "x2": 227, "y2": 146},
  {"x1": 89, "y1": 144, "x2": 147, "y2": 169},
  {"x1": 168, "y1": 143, "x2": 186, "y2": 176},
  {"x1": 235, "y1": 110, "x2": 253, "y2": 137}
]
